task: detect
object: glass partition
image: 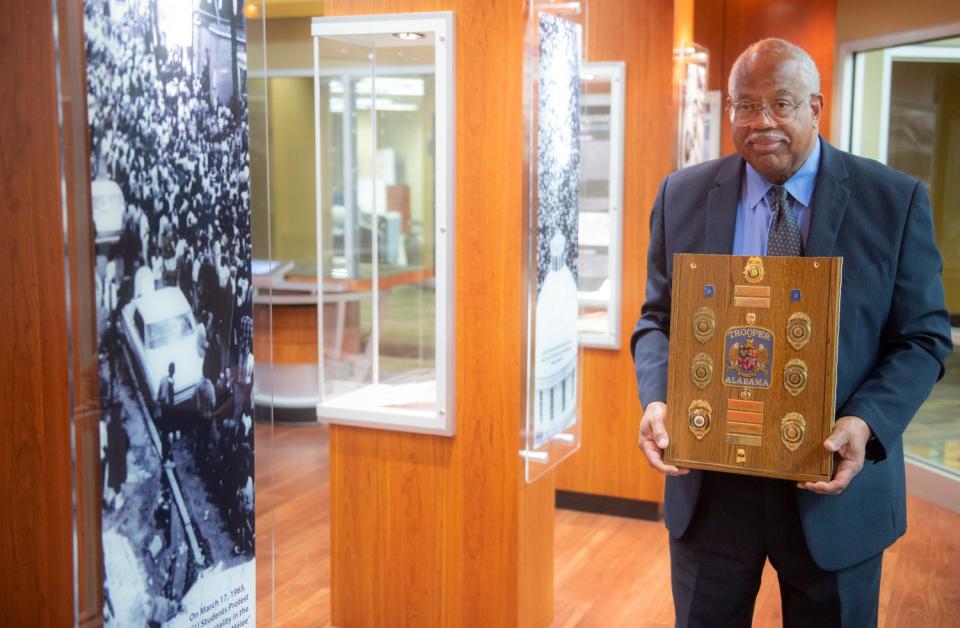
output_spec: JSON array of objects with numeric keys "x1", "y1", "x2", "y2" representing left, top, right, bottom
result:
[
  {"x1": 848, "y1": 37, "x2": 960, "y2": 479},
  {"x1": 522, "y1": 0, "x2": 587, "y2": 482},
  {"x1": 312, "y1": 13, "x2": 455, "y2": 435}
]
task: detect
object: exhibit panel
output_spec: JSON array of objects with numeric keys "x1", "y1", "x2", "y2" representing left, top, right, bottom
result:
[
  {"x1": 578, "y1": 61, "x2": 625, "y2": 350},
  {"x1": 312, "y1": 13, "x2": 456, "y2": 435},
  {"x1": 675, "y1": 42, "x2": 709, "y2": 168},
  {"x1": 76, "y1": 0, "x2": 260, "y2": 623},
  {"x1": 522, "y1": 1, "x2": 587, "y2": 482}
]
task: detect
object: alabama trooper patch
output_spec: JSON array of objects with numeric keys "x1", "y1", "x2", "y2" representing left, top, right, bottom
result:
[{"x1": 723, "y1": 326, "x2": 774, "y2": 388}]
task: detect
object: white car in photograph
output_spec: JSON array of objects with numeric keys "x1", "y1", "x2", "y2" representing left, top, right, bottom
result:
[
  {"x1": 91, "y1": 179, "x2": 125, "y2": 246},
  {"x1": 122, "y1": 286, "x2": 202, "y2": 405}
]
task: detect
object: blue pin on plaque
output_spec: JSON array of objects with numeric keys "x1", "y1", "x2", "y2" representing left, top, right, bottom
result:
[
  {"x1": 791, "y1": 289, "x2": 801, "y2": 302},
  {"x1": 704, "y1": 284, "x2": 715, "y2": 298}
]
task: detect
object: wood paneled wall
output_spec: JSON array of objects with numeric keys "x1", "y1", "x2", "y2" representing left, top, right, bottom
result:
[
  {"x1": 554, "y1": 0, "x2": 675, "y2": 503},
  {"x1": 0, "y1": 0, "x2": 77, "y2": 624},
  {"x1": 694, "y1": 0, "x2": 837, "y2": 156},
  {"x1": 321, "y1": 1, "x2": 551, "y2": 626}
]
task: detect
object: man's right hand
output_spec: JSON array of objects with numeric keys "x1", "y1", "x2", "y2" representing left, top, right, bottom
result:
[{"x1": 638, "y1": 401, "x2": 689, "y2": 476}]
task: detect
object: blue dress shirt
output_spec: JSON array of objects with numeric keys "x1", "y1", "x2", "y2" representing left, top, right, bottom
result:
[{"x1": 731, "y1": 138, "x2": 820, "y2": 256}]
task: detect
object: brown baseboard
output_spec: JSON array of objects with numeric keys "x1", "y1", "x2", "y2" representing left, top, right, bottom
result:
[{"x1": 555, "y1": 490, "x2": 662, "y2": 521}]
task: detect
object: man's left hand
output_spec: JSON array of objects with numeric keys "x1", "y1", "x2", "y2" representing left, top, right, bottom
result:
[{"x1": 797, "y1": 416, "x2": 872, "y2": 495}]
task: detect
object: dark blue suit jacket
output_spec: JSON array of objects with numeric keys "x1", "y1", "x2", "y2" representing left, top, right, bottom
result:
[{"x1": 631, "y1": 139, "x2": 953, "y2": 571}]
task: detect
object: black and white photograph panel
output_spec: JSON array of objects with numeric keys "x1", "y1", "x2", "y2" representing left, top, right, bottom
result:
[
  {"x1": 680, "y1": 61, "x2": 707, "y2": 168},
  {"x1": 533, "y1": 12, "x2": 581, "y2": 448},
  {"x1": 86, "y1": 0, "x2": 255, "y2": 624}
]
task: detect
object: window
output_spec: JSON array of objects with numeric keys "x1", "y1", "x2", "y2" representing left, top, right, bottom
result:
[{"x1": 847, "y1": 35, "x2": 960, "y2": 479}]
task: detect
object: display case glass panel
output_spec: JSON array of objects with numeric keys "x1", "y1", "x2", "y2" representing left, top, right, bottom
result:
[
  {"x1": 522, "y1": 0, "x2": 587, "y2": 483},
  {"x1": 578, "y1": 61, "x2": 625, "y2": 349},
  {"x1": 312, "y1": 13, "x2": 455, "y2": 435}
]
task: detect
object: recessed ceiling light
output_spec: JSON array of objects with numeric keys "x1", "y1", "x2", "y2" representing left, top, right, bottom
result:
[{"x1": 394, "y1": 32, "x2": 425, "y2": 41}]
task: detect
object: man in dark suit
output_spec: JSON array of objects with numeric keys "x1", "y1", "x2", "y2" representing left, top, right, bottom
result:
[{"x1": 632, "y1": 38, "x2": 952, "y2": 627}]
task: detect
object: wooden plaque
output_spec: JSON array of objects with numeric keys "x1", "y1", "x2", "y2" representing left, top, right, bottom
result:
[{"x1": 664, "y1": 254, "x2": 841, "y2": 482}]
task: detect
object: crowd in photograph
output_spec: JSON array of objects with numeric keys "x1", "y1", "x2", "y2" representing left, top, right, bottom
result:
[{"x1": 87, "y1": 0, "x2": 254, "y2": 558}]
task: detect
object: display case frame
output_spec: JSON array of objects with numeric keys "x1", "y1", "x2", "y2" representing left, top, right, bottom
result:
[
  {"x1": 578, "y1": 61, "x2": 625, "y2": 350},
  {"x1": 311, "y1": 12, "x2": 456, "y2": 436}
]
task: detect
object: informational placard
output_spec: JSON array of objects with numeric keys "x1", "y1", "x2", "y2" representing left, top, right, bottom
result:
[
  {"x1": 531, "y1": 12, "x2": 581, "y2": 449},
  {"x1": 85, "y1": 0, "x2": 254, "y2": 623}
]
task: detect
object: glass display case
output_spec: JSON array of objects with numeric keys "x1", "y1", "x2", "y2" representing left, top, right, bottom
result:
[
  {"x1": 578, "y1": 61, "x2": 625, "y2": 349},
  {"x1": 312, "y1": 13, "x2": 456, "y2": 435},
  {"x1": 522, "y1": 0, "x2": 587, "y2": 482}
]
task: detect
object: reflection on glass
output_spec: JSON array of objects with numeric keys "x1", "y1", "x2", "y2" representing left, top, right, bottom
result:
[
  {"x1": 312, "y1": 15, "x2": 452, "y2": 433},
  {"x1": 850, "y1": 38, "x2": 960, "y2": 477},
  {"x1": 886, "y1": 54, "x2": 960, "y2": 477}
]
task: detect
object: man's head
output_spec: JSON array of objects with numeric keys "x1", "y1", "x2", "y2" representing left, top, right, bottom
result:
[{"x1": 727, "y1": 39, "x2": 823, "y2": 184}]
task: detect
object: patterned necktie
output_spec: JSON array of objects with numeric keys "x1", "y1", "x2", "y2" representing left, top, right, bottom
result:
[{"x1": 766, "y1": 185, "x2": 803, "y2": 256}]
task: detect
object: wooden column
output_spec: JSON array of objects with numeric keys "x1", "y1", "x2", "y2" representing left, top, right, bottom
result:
[
  {"x1": 322, "y1": 1, "x2": 551, "y2": 626},
  {"x1": 554, "y1": 0, "x2": 676, "y2": 507},
  {"x1": 0, "y1": 0, "x2": 89, "y2": 624}
]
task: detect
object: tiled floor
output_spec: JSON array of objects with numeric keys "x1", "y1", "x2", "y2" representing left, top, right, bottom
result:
[{"x1": 904, "y1": 329, "x2": 960, "y2": 475}]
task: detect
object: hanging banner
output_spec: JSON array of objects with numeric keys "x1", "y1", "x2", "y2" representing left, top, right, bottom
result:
[
  {"x1": 532, "y1": 12, "x2": 581, "y2": 448},
  {"x1": 85, "y1": 0, "x2": 254, "y2": 624}
]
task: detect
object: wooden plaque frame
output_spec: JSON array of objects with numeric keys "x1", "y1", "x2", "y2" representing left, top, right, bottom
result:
[{"x1": 664, "y1": 253, "x2": 841, "y2": 482}]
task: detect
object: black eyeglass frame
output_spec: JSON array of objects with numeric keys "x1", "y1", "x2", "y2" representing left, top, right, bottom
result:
[{"x1": 726, "y1": 95, "x2": 814, "y2": 126}]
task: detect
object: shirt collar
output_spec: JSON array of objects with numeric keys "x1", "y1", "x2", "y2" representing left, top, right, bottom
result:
[{"x1": 743, "y1": 137, "x2": 821, "y2": 210}]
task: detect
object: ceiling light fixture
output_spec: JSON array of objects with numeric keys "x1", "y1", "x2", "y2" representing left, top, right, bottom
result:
[{"x1": 394, "y1": 32, "x2": 425, "y2": 41}]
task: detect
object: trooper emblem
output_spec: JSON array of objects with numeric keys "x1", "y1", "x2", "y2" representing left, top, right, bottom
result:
[{"x1": 723, "y1": 327, "x2": 773, "y2": 388}]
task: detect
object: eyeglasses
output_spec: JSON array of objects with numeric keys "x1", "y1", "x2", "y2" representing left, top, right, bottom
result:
[{"x1": 727, "y1": 96, "x2": 810, "y2": 126}]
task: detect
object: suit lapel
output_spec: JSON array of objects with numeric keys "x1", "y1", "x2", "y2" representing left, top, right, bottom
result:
[
  {"x1": 704, "y1": 155, "x2": 742, "y2": 254},
  {"x1": 804, "y1": 139, "x2": 850, "y2": 257}
]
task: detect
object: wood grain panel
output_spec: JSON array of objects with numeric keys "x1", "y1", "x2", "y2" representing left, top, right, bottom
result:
[
  {"x1": 0, "y1": 0, "x2": 76, "y2": 624},
  {"x1": 664, "y1": 254, "x2": 840, "y2": 482},
  {"x1": 320, "y1": 1, "x2": 542, "y2": 626},
  {"x1": 694, "y1": 0, "x2": 837, "y2": 156},
  {"x1": 554, "y1": 0, "x2": 675, "y2": 504}
]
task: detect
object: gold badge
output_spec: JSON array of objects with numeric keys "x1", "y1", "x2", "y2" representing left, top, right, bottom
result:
[
  {"x1": 693, "y1": 307, "x2": 716, "y2": 344},
  {"x1": 743, "y1": 256, "x2": 765, "y2": 284},
  {"x1": 688, "y1": 399, "x2": 712, "y2": 441},
  {"x1": 690, "y1": 353, "x2": 714, "y2": 390},
  {"x1": 783, "y1": 358, "x2": 808, "y2": 396},
  {"x1": 786, "y1": 312, "x2": 812, "y2": 350},
  {"x1": 780, "y1": 413, "x2": 806, "y2": 451}
]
